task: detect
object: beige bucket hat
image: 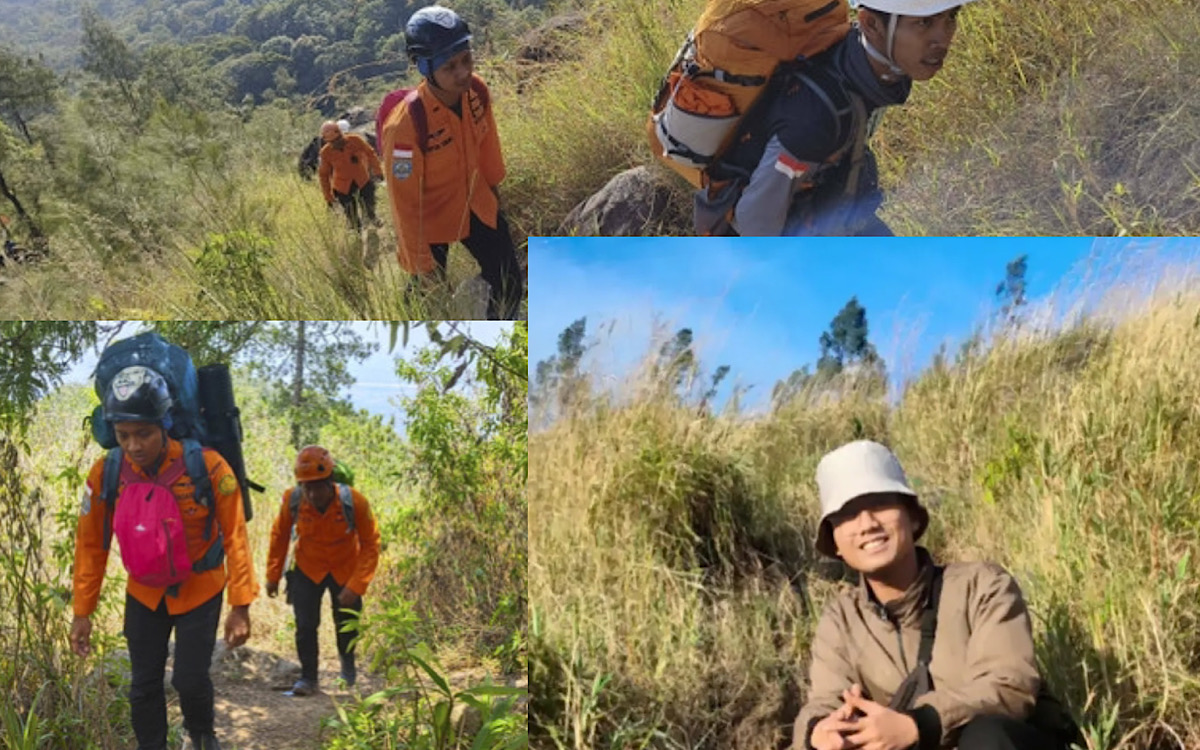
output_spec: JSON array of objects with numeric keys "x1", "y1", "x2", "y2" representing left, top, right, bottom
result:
[{"x1": 814, "y1": 440, "x2": 927, "y2": 558}]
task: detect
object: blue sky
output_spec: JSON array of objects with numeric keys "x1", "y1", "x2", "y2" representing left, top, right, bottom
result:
[
  {"x1": 529, "y1": 237, "x2": 1199, "y2": 409},
  {"x1": 63, "y1": 322, "x2": 513, "y2": 431}
]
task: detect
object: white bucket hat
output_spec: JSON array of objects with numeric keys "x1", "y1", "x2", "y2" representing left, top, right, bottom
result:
[
  {"x1": 853, "y1": 0, "x2": 976, "y2": 16},
  {"x1": 814, "y1": 440, "x2": 927, "y2": 557}
]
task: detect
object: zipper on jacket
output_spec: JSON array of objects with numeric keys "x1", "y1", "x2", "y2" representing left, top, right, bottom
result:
[
  {"x1": 872, "y1": 600, "x2": 910, "y2": 676},
  {"x1": 894, "y1": 622, "x2": 909, "y2": 674}
]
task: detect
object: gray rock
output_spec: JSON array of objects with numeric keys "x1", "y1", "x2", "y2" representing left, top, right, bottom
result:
[
  {"x1": 453, "y1": 274, "x2": 491, "y2": 319},
  {"x1": 270, "y1": 657, "x2": 302, "y2": 685},
  {"x1": 559, "y1": 166, "x2": 674, "y2": 237},
  {"x1": 516, "y1": 12, "x2": 587, "y2": 65}
]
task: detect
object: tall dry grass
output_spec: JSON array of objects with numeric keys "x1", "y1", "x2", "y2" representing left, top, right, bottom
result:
[
  {"x1": 0, "y1": 96, "x2": 522, "y2": 318},
  {"x1": 529, "y1": 259, "x2": 1200, "y2": 749}
]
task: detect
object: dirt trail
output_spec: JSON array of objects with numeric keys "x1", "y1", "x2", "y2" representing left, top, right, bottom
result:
[
  {"x1": 201, "y1": 645, "x2": 488, "y2": 749},
  {"x1": 210, "y1": 650, "x2": 381, "y2": 749}
]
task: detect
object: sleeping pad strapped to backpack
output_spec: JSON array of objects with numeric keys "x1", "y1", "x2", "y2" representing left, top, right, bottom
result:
[
  {"x1": 89, "y1": 332, "x2": 262, "y2": 556},
  {"x1": 647, "y1": 0, "x2": 852, "y2": 188}
]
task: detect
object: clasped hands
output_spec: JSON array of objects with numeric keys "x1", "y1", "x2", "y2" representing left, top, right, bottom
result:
[{"x1": 809, "y1": 684, "x2": 920, "y2": 750}]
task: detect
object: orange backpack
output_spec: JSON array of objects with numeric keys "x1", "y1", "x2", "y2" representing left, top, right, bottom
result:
[{"x1": 648, "y1": 0, "x2": 852, "y2": 188}]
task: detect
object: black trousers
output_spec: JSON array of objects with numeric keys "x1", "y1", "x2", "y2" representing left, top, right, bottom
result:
[
  {"x1": 290, "y1": 572, "x2": 362, "y2": 683},
  {"x1": 334, "y1": 180, "x2": 378, "y2": 230},
  {"x1": 429, "y1": 210, "x2": 524, "y2": 320},
  {"x1": 957, "y1": 715, "x2": 1064, "y2": 750},
  {"x1": 123, "y1": 591, "x2": 223, "y2": 750}
]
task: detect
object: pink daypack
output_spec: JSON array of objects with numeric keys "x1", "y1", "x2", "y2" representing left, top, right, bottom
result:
[{"x1": 112, "y1": 459, "x2": 193, "y2": 588}]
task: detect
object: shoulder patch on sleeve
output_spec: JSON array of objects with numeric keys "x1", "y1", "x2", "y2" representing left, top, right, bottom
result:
[
  {"x1": 774, "y1": 152, "x2": 815, "y2": 180},
  {"x1": 218, "y1": 474, "x2": 238, "y2": 496}
]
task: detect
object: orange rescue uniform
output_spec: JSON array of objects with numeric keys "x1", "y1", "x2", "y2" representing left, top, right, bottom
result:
[
  {"x1": 381, "y1": 74, "x2": 505, "y2": 275},
  {"x1": 318, "y1": 133, "x2": 383, "y2": 205},
  {"x1": 73, "y1": 439, "x2": 259, "y2": 617},
  {"x1": 265, "y1": 486, "x2": 381, "y2": 596}
]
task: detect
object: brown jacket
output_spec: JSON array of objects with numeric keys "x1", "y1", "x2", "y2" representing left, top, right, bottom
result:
[{"x1": 795, "y1": 549, "x2": 1041, "y2": 749}]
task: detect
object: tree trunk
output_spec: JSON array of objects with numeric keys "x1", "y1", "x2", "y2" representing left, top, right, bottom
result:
[
  {"x1": 291, "y1": 321, "x2": 306, "y2": 448},
  {"x1": 0, "y1": 166, "x2": 44, "y2": 240},
  {"x1": 13, "y1": 110, "x2": 32, "y2": 145}
]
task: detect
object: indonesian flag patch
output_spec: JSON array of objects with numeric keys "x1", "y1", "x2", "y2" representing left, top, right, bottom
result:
[
  {"x1": 774, "y1": 152, "x2": 811, "y2": 180},
  {"x1": 392, "y1": 146, "x2": 414, "y2": 180}
]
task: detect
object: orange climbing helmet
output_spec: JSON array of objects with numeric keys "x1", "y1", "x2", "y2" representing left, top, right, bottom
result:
[{"x1": 295, "y1": 445, "x2": 334, "y2": 482}]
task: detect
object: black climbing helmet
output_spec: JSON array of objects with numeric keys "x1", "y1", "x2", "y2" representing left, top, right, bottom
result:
[
  {"x1": 103, "y1": 365, "x2": 173, "y2": 424},
  {"x1": 405, "y1": 5, "x2": 472, "y2": 78}
]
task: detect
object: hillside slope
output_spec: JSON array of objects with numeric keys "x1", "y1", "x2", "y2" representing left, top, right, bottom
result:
[{"x1": 530, "y1": 263, "x2": 1200, "y2": 749}]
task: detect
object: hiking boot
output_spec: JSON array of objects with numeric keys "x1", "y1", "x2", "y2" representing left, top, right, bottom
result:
[
  {"x1": 287, "y1": 678, "x2": 317, "y2": 697},
  {"x1": 339, "y1": 655, "x2": 357, "y2": 687},
  {"x1": 189, "y1": 734, "x2": 222, "y2": 750}
]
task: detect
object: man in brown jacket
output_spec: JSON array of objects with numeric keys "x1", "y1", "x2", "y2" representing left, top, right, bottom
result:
[{"x1": 794, "y1": 440, "x2": 1077, "y2": 750}]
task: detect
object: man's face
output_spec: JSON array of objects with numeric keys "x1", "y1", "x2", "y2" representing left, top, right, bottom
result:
[
  {"x1": 301, "y1": 479, "x2": 335, "y2": 508},
  {"x1": 432, "y1": 49, "x2": 474, "y2": 98},
  {"x1": 114, "y1": 421, "x2": 165, "y2": 470},
  {"x1": 865, "y1": 7, "x2": 961, "y2": 81},
  {"x1": 829, "y1": 494, "x2": 917, "y2": 574}
]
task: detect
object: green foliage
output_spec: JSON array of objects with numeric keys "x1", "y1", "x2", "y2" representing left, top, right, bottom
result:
[
  {"x1": 192, "y1": 230, "x2": 277, "y2": 314},
  {"x1": 0, "y1": 322, "x2": 98, "y2": 436},
  {"x1": 245, "y1": 321, "x2": 376, "y2": 449},
  {"x1": 817, "y1": 296, "x2": 877, "y2": 376},
  {"x1": 996, "y1": 254, "x2": 1029, "y2": 320},
  {"x1": 0, "y1": 49, "x2": 58, "y2": 142},
  {"x1": 0, "y1": 325, "x2": 420, "y2": 747},
  {"x1": 327, "y1": 601, "x2": 528, "y2": 750},
  {"x1": 146, "y1": 321, "x2": 265, "y2": 366},
  {"x1": 770, "y1": 297, "x2": 887, "y2": 408},
  {"x1": 0, "y1": 682, "x2": 51, "y2": 750},
  {"x1": 532, "y1": 317, "x2": 590, "y2": 417},
  {"x1": 385, "y1": 323, "x2": 527, "y2": 655},
  {"x1": 81, "y1": 8, "x2": 142, "y2": 115}
]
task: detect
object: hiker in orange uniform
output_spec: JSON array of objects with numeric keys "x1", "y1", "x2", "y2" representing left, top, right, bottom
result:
[
  {"x1": 380, "y1": 5, "x2": 524, "y2": 320},
  {"x1": 265, "y1": 445, "x2": 381, "y2": 696},
  {"x1": 71, "y1": 367, "x2": 257, "y2": 750},
  {"x1": 318, "y1": 120, "x2": 384, "y2": 231}
]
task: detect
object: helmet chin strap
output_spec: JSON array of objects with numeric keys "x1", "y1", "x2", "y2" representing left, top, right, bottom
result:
[
  {"x1": 861, "y1": 14, "x2": 907, "y2": 82},
  {"x1": 418, "y1": 57, "x2": 450, "y2": 91}
]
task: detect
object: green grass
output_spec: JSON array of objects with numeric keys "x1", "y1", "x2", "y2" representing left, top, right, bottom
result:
[
  {"x1": 530, "y1": 260, "x2": 1200, "y2": 749},
  {"x1": 0, "y1": 92, "x2": 525, "y2": 318}
]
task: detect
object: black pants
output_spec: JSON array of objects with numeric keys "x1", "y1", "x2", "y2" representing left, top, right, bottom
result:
[
  {"x1": 124, "y1": 591, "x2": 223, "y2": 750},
  {"x1": 429, "y1": 210, "x2": 524, "y2": 320},
  {"x1": 958, "y1": 715, "x2": 1064, "y2": 750},
  {"x1": 334, "y1": 180, "x2": 378, "y2": 230},
  {"x1": 291, "y1": 572, "x2": 362, "y2": 683}
]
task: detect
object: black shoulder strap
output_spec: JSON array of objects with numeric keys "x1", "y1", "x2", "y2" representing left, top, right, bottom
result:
[
  {"x1": 917, "y1": 565, "x2": 945, "y2": 667},
  {"x1": 406, "y1": 91, "x2": 428, "y2": 154},
  {"x1": 887, "y1": 564, "x2": 944, "y2": 713},
  {"x1": 100, "y1": 447, "x2": 123, "y2": 551}
]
